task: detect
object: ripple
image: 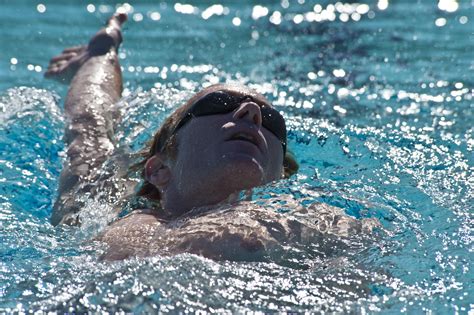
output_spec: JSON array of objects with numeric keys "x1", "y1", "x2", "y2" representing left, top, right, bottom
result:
[{"x1": 1, "y1": 1, "x2": 472, "y2": 313}]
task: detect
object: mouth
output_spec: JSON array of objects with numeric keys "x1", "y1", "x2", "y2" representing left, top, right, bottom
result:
[{"x1": 227, "y1": 131, "x2": 261, "y2": 151}]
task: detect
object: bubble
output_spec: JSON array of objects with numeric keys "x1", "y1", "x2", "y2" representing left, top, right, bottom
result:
[{"x1": 10, "y1": 58, "x2": 18, "y2": 65}]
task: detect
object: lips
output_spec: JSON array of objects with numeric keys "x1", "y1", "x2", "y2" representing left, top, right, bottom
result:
[
  {"x1": 230, "y1": 132, "x2": 257, "y2": 144},
  {"x1": 225, "y1": 128, "x2": 265, "y2": 153}
]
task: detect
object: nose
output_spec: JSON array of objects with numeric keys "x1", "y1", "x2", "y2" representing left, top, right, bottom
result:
[{"x1": 233, "y1": 101, "x2": 262, "y2": 127}]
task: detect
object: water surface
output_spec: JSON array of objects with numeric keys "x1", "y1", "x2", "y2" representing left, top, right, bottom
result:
[{"x1": 0, "y1": 1, "x2": 472, "y2": 313}]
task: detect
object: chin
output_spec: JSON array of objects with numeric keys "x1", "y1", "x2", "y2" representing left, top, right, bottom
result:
[{"x1": 213, "y1": 153, "x2": 265, "y2": 191}]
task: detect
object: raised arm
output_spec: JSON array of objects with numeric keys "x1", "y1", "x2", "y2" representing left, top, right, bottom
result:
[{"x1": 46, "y1": 13, "x2": 127, "y2": 225}]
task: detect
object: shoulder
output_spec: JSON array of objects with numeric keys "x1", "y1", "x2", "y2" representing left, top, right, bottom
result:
[
  {"x1": 108, "y1": 209, "x2": 167, "y2": 233},
  {"x1": 292, "y1": 202, "x2": 381, "y2": 237},
  {"x1": 106, "y1": 209, "x2": 163, "y2": 229},
  {"x1": 96, "y1": 209, "x2": 164, "y2": 260}
]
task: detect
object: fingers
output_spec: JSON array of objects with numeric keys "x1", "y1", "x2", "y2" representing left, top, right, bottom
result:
[
  {"x1": 44, "y1": 64, "x2": 65, "y2": 78},
  {"x1": 46, "y1": 60, "x2": 63, "y2": 72},
  {"x1": 45, "y1": 57, "x2": 71, "y2": 78},
  {"x1": 44, "y1": 68, "x2": 58, "y2": 78},
  {"x1": 47, "y1": 45, "x2": 86, "y2": 68},
  {"x1": 44, "y1": 59, "x2": 74, "y2": 81},
  {"x1": 50, "y1": 52, "x2": 78, "y2": 63},
  {"x1": 46, "y1": 46, "x2": 86, "y2": 77}
]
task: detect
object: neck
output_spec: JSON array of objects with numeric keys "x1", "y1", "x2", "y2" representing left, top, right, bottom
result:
[{"x1": 161, "y1": 190, "x2": 248, "y2": 218}]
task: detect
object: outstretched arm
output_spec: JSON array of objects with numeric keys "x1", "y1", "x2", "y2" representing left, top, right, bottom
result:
[{"x1": 46, "y1": 13, "x2": 127, "y2": 225}]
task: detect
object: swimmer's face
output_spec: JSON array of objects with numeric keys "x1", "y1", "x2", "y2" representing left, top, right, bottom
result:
[
  {"x1": 149, "y1": 84, "x2": 285, "y2": 213},
  {"x1": 171, "y1": 88, "x2": 287, "y2": 153}
]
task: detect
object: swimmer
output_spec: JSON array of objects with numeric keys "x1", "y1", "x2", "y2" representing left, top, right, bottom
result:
[{"x1": 46, "y1": 12, "x2": 379, "y2": 261}]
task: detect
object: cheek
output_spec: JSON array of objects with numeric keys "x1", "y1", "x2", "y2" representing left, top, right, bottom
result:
[
  {"x1": 176, "y1": 121, "x2": 219, "y2": 163},
  {"x1": 264, "y1": 133, "x2": 285, "y2": 179},
  {"x1": 270, "y1": 154, "x2": 284, "y2": 179}
]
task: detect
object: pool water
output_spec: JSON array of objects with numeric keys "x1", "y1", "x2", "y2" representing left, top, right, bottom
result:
[{"x1": 1, "y1": 1, "x2": 472, "y2": 313}]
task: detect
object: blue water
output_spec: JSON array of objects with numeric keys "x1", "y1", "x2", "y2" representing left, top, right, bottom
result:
[{"x1": 1, "y1": 1, "x2": 472, "y2": 313}]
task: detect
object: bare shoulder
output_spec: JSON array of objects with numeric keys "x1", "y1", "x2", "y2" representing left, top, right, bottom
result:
[
  {"x1": 249, "y1": 194, "x2": 382, "y2": 237},
  {"x1": 147, "y1": 204, "x2": 293, "y2": 261},
  {"x1": 291, "y1": 201, "x2": 382, "y2": 237},
  {"x1": 96, "y1": 199, "x2": 381, "y2": 262},
  {"x1": 97, "y1": 205, "x2": 289, "y2": 261},
  {"x1": 96, "y1": 210, "x2": 164, "y2": 260}
]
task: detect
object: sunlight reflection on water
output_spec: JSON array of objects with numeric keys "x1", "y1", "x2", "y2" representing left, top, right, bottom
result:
[{"x1": 0, "y1": 0, "x2": 472, "y2": 313}]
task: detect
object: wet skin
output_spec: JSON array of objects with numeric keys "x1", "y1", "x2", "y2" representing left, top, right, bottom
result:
[
  {"x1": 46, "y1": 12, "x2": 380, "y2": 261},
  {"x1": 47, "y1": 13, "x2": 127, "y2": 225},
  {"x1": 158, "y1": 92, "x2": 285, "y2": 217}
]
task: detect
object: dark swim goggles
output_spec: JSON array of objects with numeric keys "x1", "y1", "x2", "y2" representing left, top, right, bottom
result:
[{"x1": 174, "y1": 90, "x2": 287, "y2": 153}]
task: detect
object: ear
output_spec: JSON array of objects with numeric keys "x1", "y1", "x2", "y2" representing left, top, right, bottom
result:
[{"x1": 144, "y1": 154, "x2": 171, "y2": 188}]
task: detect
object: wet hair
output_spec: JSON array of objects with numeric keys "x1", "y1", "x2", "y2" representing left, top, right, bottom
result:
[{"x1": 133, "y1": 84, "x2": 299, "y2": 201}]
